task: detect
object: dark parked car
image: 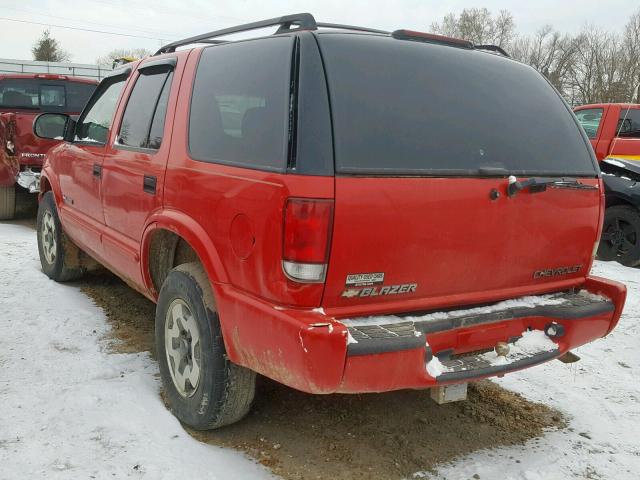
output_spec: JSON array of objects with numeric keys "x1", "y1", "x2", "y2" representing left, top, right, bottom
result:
[{"x1": 598, "y1": 157, "x2": 640, "y2": 266}]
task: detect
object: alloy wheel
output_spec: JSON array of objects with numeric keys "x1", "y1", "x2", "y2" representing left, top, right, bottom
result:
[{"x1": 165, "y1": 299, "x2": 202, "y2": 397}]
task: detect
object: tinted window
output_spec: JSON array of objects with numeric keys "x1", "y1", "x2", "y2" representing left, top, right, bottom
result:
[
  {"x1": 148, "y1": 72, "x2": 173, "y2": 149},
  {"x1": 575, "y1": 108, "x2": 603, "y2": 139},
  {"x1": 40, "y1": 85, "x2": 65, "y2": 107},
  {"x1": 65, "y1": 82, "x2": 97, "y2": 112},
  {"x1": 319, "y1": 34, "x2": 596, "y2": 176},
  {"x1": 189, "y1": 37, "x2": 292, "y2": 171},
  {"x1": 0, "y1": 79, "x2": 38, "y2": 108},
  {"x1": 76, "y1": 78, "x2": 126, "y2": 144},
  {"x1": 119, "y1": 69, "x2": 173, "y2": 149},
  {"x1": 0, "y1": 79, "x2": 96, "y2": 112},
  {"x1": 617, "y1": 109, "x2": 640, "y2": 138}
]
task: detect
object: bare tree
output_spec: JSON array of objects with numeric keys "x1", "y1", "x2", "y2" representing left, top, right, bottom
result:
[
  {"x1": 95, "y1": 48, "x2": 152, "y2": 67},
  {"x1": 431, "y1": 8, "x2": 516, "y2": 47},
  {"x1": 431, "y1": 6, "x2": 640, "y2": 106},
  {"x1": 511, "y1": 26, "x2": 579, "y2": 97}
]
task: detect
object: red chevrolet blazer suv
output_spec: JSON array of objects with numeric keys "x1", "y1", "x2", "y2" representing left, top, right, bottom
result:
[{"x1": 32, "y1": 14, "x2": 626, "y2": 429}]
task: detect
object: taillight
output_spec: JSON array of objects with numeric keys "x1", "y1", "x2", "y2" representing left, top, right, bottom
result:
[{"x1": 282, "y1": 198, "x2": 334, "y2": 283}]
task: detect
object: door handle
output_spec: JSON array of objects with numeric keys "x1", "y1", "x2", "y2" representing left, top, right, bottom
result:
[
  {"x1": 93, "y1": 164, "x2": 102, "y2": 178},
  {"x1": 143, "y1": 175, "x2": 157, "y2": 194}
]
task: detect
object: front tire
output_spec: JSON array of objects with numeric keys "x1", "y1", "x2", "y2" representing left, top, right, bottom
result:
[
  {"x1": 156, "y1": 262, "x2": 256, "y2": 429},
  {"x1": 37, "y1": 191, "x2": 85, "y2": 281},
  {"x1": 598, "y1": 205, "x2": 640, "y2": 267},
  {"x1": 0, "y1": 185, "x2": 16, "y2": 220}
]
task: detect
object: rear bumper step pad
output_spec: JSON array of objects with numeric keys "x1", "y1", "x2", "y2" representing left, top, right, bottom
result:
[
  {"x1": 344, "y1": 291, "x2": 612, "y2": 356},
  {"x1": 435, "y1": 348, "x2": 560, "y2": 383}
]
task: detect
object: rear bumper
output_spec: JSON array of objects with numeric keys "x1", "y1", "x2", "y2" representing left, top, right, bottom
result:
[{"x1": 215, "y1": 275, "x2": 626, "y2": 394}]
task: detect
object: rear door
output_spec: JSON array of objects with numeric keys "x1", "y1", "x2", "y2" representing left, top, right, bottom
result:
[
  {"x1": 101, "y1": 57, "x2": 179, "y2": 283},
  {"x1": 317, "y1": 33, "x2": 601, "y2": 311}
]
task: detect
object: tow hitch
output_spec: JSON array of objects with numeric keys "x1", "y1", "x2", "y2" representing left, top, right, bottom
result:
[{"x1": 16, "y1": 168, "x2": 40, "y2": 193}]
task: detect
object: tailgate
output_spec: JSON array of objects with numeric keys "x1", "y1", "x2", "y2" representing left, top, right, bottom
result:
[{"x1": 322, "y1": 177, "x2": 601, "y2": 309}]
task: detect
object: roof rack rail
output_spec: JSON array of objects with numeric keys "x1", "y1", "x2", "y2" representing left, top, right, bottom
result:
[
  {"x1": 474, "y1": 44, "x2": 510, "y2": 58},
  {"x1": 316, "y1": 22, "x2": 389, "y2": 35},
  {"x1": 155, "y1": 13, "x2": 317, "y2": 55}
]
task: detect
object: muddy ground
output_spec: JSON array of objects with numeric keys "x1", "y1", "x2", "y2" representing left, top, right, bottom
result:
[{"x1": 79, "y1": 270, "x2": 566, "y2": 480}]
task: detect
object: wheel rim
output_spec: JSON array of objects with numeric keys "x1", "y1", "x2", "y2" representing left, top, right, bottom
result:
[
  {"x1": 165, "y1": 299, "x2": 202, "y2": 398},
  {"x1": 41, "y1": 211, "x2": 57, "y2": 265},
  {"x1": 601, "y1": 217, "x2": 638, "y2": 256}
]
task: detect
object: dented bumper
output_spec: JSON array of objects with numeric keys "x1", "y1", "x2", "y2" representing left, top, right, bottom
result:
[{"x1": 214, "y1": 276, "x2": 626, "y2": 395}]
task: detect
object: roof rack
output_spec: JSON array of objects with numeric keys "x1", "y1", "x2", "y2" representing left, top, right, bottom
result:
[
  {"x1": 155, "y1": 13, "x2": 316, "y2": 54},
  {"x1": 155, "y1": 13, "x2": 509, "y2": 58},
  {"x1": 154, "y1": 13, "x2": 390, "y2": 55},
  {"x1": 316, "y1": 22, "x2": 389, "y2": 35}
]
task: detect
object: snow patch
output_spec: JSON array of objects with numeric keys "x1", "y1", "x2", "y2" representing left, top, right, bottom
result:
[
  {"x1": 426, "y1": 356, "x2": 450, "y2": 378},
  {"x1": 0, "y1": 223, "x2": 272, "y2": 479},
  {"x1": 341, "y1": 293, "x2": 568, "y2": 328}
]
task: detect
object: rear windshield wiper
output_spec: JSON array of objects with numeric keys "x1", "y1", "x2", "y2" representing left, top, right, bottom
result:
[{"x1": 507, "y1": 176, "x2": 598, "y2": 197}]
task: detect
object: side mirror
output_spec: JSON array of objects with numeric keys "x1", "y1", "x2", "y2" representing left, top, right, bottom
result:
[{"x1": 33, "y1": 113, "x2": 74, "y2": 141}]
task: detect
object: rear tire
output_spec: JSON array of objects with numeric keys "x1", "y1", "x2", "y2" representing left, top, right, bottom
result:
[
  {"x1": 37, "y1": 191, "x2": 85, "y2": 281},
  {"x1": 0, "y1": 185, "x2": 16, "y2": 220},
  {"x1": 598, "y1": 205, "x2": 640, "y2": 267},
  {"x1": 156, "y1": 262, "x2": 256, "y2": 430}
]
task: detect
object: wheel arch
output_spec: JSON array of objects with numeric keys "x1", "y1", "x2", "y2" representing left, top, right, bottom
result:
[{"x1": 141, "y1": 211, "x2": 229, "y2": 299}]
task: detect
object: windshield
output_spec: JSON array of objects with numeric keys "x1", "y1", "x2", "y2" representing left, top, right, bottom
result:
[
  {"x1": 575, "y1": 108, "x2": 603, "y2": 139},
  {"x1": 0, "y1": 78, "x2": 96, "y2": 112},
  {"x1": 318, "y1": 34, "x2": 597, "y2": 176}
]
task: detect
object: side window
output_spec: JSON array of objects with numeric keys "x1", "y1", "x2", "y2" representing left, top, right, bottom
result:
[
  {"x1": 76, "y1": 78, "x2": 126, "y2": 144},
  {"x1": 147, "y1": 71, "x2": 173, "y2": 149},
  {"x1": 616, "y1": 109, "x2": 640, "y2": 138},
  {"x1": 189, "y1": 37, "x2": 292, "y2": 171},
  {"x1": 575, "y1": 108, "x2": 603, "y2": 139},
  {"x1": 118, "y1": 68, "x2": 174, "y2": 149}
]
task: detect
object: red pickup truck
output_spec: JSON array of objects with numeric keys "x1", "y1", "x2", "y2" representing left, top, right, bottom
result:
[
  {"x1": 574, "y1": 103, "x2": 640, "y2": 162},
  {"x1": 0, "y1": 74, "x2": 97, "y2": 219},
  {"x1": 31, "y1": 14, "x2": 626, "y2": 430}
]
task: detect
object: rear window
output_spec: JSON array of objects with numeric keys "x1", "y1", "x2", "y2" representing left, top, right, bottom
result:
[
  {"x1": 318, "y1": 34, "x2": 597, "y2": 176},
  {"x1": 189, "y1": 37, "x2": 292, "y2": 171},
  {"x1": 617, "y1": 108, "x2": 640, "y2": 138},
  {"x1": 0, "y1": 78, "x2": 95, "y2": 112}
]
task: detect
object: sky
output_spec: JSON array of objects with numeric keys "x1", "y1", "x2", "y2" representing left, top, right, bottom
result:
[{"x1": 0, "y1": 0, "x2": 638, "y2": 64}]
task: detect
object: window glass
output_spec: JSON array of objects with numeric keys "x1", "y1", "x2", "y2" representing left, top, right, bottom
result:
[
  {"x1": 65, "y1": 82, "x2": 98, "y2": 112},
  {"x1": 76, "y1": 78, "x2": 126, "y2": 144},
  {"x1": 575, "y1": 108, "x2": 603, "y2": 139},
  {"x1": 189, "y1": 37, "x2": 292, "y2": 171},
  {"x1": 616, "y1": 109, "x2": 640, "y2": 138},
  {"x1": 40, "y1": 85, "x2": 65, "y2": 107},
  {"x1": 147, "y1": 71, "x2": 174, "y2": 149},
  {"x1": 0, "y1": 79, "x2": 39, "y2": 108},
  {"x1": 119, "y1": 69, "x2": 172, "y2": 148},
  {"x1": 319, "y1": 34, "x2": 597, "y2": 176},
  {"x1": 0, "y1": 79, "x2": 96, "y2": 112}
]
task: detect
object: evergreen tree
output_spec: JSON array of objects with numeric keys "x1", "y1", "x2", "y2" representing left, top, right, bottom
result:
[{"x1": 32, "y1": 30, "x2": 70, "y2": 62}]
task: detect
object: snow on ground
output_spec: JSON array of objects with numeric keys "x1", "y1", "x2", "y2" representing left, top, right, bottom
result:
[
  {"x1": 0, "y1": 223, "x2": 273, "y2": 480},
  {"x1": 417, "y1": 260, "x2": 640, "y2": 480},
  {"x1": 1, "y1": 220, "x2": 639, "y2": 480}
]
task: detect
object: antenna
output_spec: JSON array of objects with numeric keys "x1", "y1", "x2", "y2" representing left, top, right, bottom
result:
[{"x1": 609, "y1": 82, "x2": 640, "y2": 159}]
